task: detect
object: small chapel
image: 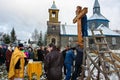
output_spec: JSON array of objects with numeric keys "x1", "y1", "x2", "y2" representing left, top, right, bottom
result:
[{"x1": 46, "y1": 0, "x2": 120, "y2": 49}]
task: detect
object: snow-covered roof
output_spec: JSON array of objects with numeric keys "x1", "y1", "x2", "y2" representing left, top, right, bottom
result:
[
  {"x1": 88, "y1": 13, "x2": 109, "y2": 21},
  {"x1": 60, "y1": 25, "x2": 77, "y2": 36},
  {"x1": 60, "y1": 24, "x2": 120, "y2": 37},
  {"x1": 97, "y1": 24, "x2": 120, "y2": 36}
]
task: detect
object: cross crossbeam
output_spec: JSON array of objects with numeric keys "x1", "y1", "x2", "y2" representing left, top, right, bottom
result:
[{"x1": 73, "y1": 6, "x2": 88, "y2": 47}]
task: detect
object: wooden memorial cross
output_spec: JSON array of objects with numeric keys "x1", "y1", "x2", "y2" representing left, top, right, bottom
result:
[{"x1": 73, "y1": 6, "x2": 88, "y2": 47}]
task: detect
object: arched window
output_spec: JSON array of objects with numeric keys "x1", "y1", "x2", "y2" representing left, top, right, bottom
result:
[
  {"x1": 51, "y1": 38, "x2": 56, "y2": 45},
  {"x1": 112, "y1": 37, "x2": 116, "y2": 45},
  {"x1": 52, "y1": 12, "x2": 56, "y2": 18},
  {"x1": 91, "y1": 23, "x2": 95, "y2": 29}
]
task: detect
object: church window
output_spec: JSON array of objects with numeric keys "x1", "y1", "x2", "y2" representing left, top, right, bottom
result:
[
  {"x1": 112, "y1": 37, "x2": 116, "y2": 45},
  {"x1": 52, "y1": 12, "x2": 56, "y2": 18},
  {"x1": 68, "y1": 37, "x2": 73, "y2": 46},
  {"x1": 69, "y1": 37, "x2": 73, "y2": 42},
  {"x1": 52, "y1": 26, "x2": 56, "y2": 30},
  {"x1": 91, "y1": 23, "x2": 95, "y2": 29},
  {"x1": 93, "y1": 9, "x2": 95, "y2": 13}
]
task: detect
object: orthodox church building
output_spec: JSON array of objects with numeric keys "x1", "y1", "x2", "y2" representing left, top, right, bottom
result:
[
  {"x1": 88, "y1": 0, "x2": 109, "y2": 29},
  {"x1": 46, "y1": 0, "x2": 120, "y2": 49}
]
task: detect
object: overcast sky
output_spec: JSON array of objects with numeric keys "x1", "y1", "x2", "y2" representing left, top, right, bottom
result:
[{"x1": 0, "y1": 0, "x2": 120, "y2": 41}]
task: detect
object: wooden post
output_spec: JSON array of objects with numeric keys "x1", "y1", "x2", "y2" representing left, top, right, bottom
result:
[{"x1": 73, "y1": 6, "x2": 88, "y2": 79}]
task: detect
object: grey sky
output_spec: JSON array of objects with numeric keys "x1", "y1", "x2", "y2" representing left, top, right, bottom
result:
[{"x1": 0, "y1": 0, "x2": 120, "y2": 41}]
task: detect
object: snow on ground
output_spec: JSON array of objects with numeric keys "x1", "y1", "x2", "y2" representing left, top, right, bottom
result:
[{"x1": 112, "y1": 50, "x2": 120, "y2": 54}]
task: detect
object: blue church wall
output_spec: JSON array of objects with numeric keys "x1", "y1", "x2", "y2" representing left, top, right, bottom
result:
[{"x1": 88, "y1": 19, "x2": 109, "y2": 29}]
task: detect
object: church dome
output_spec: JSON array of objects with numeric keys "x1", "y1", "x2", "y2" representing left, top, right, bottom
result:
[
  {"x1": 50, "y1": 1, "x2": 57, "y2": 9},
  {"x1": 88, "y1": 0, "x2": 109, "y2": 28},
  {"x1": 88, "y1": 0, "x2": 109, "y2": 21}
]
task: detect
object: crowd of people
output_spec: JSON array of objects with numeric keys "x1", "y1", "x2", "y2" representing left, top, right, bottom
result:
[{"x1": 0, "y1": 43, "x2": 84, "y2": 80}]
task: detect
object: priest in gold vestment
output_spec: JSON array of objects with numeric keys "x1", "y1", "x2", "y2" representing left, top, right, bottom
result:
[{"x1": 8, "y1": 44, "x2": 27, "y2": 80}]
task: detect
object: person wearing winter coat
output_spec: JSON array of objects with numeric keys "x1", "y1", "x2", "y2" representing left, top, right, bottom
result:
[
  {"x1": 64, "y1": 47, "x2": 75, "y2": 80},
  {"x1": 71, "y1": 45, "x2": 83, "y2": 80},
  {"x1": 5, "y1": 46, "x2": 13, "y2": 72},
  {"x1": 61, "y1": 45, "x2": 69, "y2": 75},
  {"x1": 44, "y1": 44, "x2": 63, "y2": 80},
  {"x1": 37, "y1": 46, "x2": 44, "y2": 61},
  {"x1": 0, "y1": 45, "x2": 4, "y2": 65}
]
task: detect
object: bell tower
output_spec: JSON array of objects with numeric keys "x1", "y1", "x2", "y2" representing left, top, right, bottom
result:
[
  {"x1": 49, "y1": 1, "x2": 59, "y2": 23},
  {"x1": 46, "y1": 1, "x2": 61, "y2": 47}
]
